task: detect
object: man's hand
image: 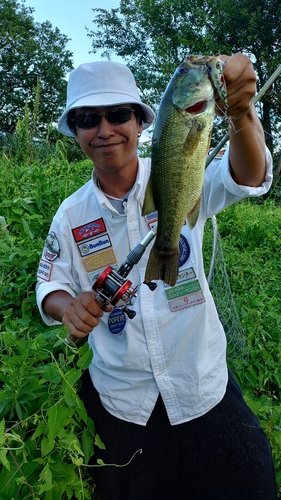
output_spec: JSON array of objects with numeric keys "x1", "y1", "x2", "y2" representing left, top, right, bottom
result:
[
  {"x1": 62, "y1": 292, "x2": 105, "y2": 339},
  {"x1": 214, "y1": 52, "x2": 266, "y2": 188},
  {"x1": 43, "y1": 290, "x2": 113, "y2": 342},
  {"x1": 216, "y1": 53, "x2": 256, "y2": 120}
]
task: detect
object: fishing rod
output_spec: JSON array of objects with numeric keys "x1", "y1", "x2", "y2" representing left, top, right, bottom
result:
[{"x1": 206, "y1": 63, "x2": 281, "y2": 167}]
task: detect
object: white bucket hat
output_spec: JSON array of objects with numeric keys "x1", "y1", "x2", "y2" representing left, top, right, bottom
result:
[{"x1": 58, "y1": 61, "x2": 155, "y2": 137}]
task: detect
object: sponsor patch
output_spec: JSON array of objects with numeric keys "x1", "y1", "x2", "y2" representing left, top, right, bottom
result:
[
  {"x1": 145, "y1": 211, "x2": 158, "y2": 229},
  {"x1": 177, "y1": 266, "x2": 196, "y2": 283},
  {"x1": 168, "y1": 290, "x2": 206, "y2": 312},
  {"x1": 72, "y1": 218, "x2": 106, "y2": 242},
  {"x1": 165, "y1": 280, "x2": 201, "y2": 301},
  {"x1": 83, "y1": 248, "x2": 117, "y2": 273},
  {"x1": 44, "y1": 231, "x2": 60, "y2": 261},
  {"x1": 178, "y1": 234, "x2": 190, "y2": 267},
  {"x1": 164, "y1": 267, "x2": 196, "y2": 288},
  {"x1": 108, "y1": 308, "x2": 127, "y2": 335},
  {"x1": 78, "y1": 233, "x2": 112, "y2": 257},
  {"x1": 37, "y1": 258, "x2": 53, "y2": 281}
]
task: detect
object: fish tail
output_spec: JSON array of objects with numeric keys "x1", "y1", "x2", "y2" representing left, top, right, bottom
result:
[{"x1": 144, "y1": 245, "x2": 179, "y2": 287}]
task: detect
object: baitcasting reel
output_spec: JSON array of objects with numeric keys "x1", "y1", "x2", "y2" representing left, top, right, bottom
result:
[{"x1": 65, "y1": 225, "x2": 157, "y2": 345}]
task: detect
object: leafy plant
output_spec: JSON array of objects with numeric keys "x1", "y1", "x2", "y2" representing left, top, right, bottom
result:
[
  {"x1": 216, "y1": 200, "x2": 281, "y2": 491},
  {"x1": 1, "y1": 134, "x2": 280, "y2": 496},
  {"x1": 0, "y1": 317, "x2": 102, "y2": 499},
  {"x1": 0, "y1": 142, "x2": 100, "y2": 498}
]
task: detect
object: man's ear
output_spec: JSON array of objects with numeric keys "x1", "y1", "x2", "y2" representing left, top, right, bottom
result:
[{"x1": 138, "y1": 123, "x2": 143, "y2": 136}]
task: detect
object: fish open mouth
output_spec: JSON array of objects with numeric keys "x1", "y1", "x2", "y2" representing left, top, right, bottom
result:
[{"x1": 186, "y1": 100, "x2": 207, "y2": 114}]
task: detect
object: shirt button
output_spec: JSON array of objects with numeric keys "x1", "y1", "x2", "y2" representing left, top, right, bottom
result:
[{"x1": 157, "y1": 371, "x2": 162, "y2": 376}]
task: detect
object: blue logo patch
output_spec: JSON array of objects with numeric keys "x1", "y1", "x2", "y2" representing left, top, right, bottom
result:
[
  {"x1": 108, "y1": 308, "x2": 127, "y2": 335},
  {"x1": 179, "y1": 234, "x2": 190, "y2": 268}
]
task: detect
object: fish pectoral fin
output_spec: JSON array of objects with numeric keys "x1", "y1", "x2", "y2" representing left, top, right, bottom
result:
[
  {"x1": 183, "y1": 120, "x2": 205, "y2": 154},
  {"x1": 142, "y1": 176, "x2": 156, "y2": 216},
  {"x1": 187, "y1": 196, "x2": 201, "y2": 229},
  {"x1": 205, "y1": 129, "x2": 212, "y2": 157}
]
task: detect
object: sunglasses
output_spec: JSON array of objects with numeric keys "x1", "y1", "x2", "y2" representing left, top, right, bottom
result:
[{"x1": 72, "y1": 108, "x2": 135, "y2": 129}]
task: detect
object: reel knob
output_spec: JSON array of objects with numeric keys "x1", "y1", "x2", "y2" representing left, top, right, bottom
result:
[{"x1": 144, "y1": 281, "x2": 157, "y2": 291}]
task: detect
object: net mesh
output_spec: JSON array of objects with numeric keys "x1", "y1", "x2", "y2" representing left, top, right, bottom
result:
[{"x1": 203, "y1": 216, "x2": 247, "y2": 360}]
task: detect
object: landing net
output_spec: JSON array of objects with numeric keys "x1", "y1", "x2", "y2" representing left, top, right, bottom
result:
[{"x1": 203, "y1": 216, "x2": 247, "y2": 360}]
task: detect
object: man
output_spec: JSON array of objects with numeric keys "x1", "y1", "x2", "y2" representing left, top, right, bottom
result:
[{"x1": 36, "y1": 55, "x2": 277, "y2": 499}]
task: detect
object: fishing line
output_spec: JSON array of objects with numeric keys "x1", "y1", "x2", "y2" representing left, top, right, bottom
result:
[{"x1": 214, "y1": 100, "x2": 264, "y2": 136}]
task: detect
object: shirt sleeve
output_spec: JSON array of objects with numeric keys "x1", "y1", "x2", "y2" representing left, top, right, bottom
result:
[
  {"x1": 36, "y1": 213, "x2": 81, "y2": 326},
  {"x1": 201, "y1": 146, "x2": 273, "y2": 219}
]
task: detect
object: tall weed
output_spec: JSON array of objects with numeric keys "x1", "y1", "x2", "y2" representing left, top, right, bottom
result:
[
  {"x1": 217, "y1": 200, "x2": 281, "y2": 488},
  {"x1": 0, "y1": 143, "x2": 100, "y2": 498}
]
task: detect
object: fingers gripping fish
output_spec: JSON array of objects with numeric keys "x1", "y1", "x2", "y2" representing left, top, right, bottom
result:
[{"x1": 142, "y1": 55, "x2": 227, "y2": 287}]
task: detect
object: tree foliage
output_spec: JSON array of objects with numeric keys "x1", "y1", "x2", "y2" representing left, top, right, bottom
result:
[
  {"x1": 88, "y1": 0, "x2": 281, "y2": 156},
  {"x1": 0, "y1": 0, "x2": 73, "y2": 134}
]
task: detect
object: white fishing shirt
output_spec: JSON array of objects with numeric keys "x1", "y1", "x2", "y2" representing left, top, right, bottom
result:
[{"x1": 36, "y1": 149, "x2": 273, "y2": 426}]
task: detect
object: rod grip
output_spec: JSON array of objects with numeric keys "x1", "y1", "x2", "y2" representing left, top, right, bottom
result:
[{"x1": 64, "y1": 295, "x2": 107, "y2": 345}]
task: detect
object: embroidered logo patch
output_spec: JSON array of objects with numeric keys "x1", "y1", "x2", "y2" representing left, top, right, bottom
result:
[
  {"x1": 82, "y1": 248, "x2": 117, "y2": 273},
  {"x1": 77, "y1": 233, "x2": 112, "y2": 257},
  {"x1": 145, "y1": 211, "x2": 158, "y2": 229},
  {"x1": 178, "y1": 234, "x2": 190, "y2": 267},
  {"x1": 37, "y1": 259, "x2": 53, "y2": 281},
  {"x1": 72, "y1": 218, "x2": 106, "y2": 242},
  {"x1": 44, "y1": 232, "x2": 60, "y2": 261},
  {"x1": 108, "y1": 308, "x2": 127, "y2": 335},
  {"x1": 168, "y1": 291, "x2": 205, "y2": 312}
]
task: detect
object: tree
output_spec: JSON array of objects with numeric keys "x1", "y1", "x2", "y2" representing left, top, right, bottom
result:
[
  {"x1": 202, "y1": 0, "x2": 281, "y2": 154},
  {"x1": 88, "y1": 0, "x2": 281, "y2": 156},
  {"x1": 0, "y1": 0, "x2": 73, "y2": 134}
]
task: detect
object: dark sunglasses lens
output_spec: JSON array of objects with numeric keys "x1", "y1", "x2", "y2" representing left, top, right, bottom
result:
[
  {"x1": 75, "y1": 113, "x2": 100, "y2": 129},
  {"x1": 107, "y1": 108, "x2": 133, "y2": 124},
  {"x1": 74, "y1": 108, "x2": 133, "y2": 129}
]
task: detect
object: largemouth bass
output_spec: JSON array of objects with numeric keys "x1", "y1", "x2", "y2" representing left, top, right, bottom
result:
[{"x1": 142, "y1": 55, "x2": 223, "y2": 287}]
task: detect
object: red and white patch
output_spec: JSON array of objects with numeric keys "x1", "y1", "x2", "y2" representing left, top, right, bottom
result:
[
  {"x1": 37, "y1": 259, "x2": 53, "y2": 281},
  {"x1": 72, "y1": 218, "x2": 106, "y2": 242}
]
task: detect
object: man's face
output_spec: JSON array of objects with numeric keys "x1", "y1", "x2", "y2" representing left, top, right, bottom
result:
[{"x1": 74, "y1": 104, "x2": 142, "y2": 175}]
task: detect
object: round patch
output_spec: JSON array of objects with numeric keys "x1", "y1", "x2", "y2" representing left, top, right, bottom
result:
[
  {"x1": 44, "y1": 231, "x2": 60, "y2": 261},
  {"x1": 108, "y1": 308, "x2": 127, "y2": 335},
  {"x1": 178, "y1": 234, "x2": 190, "y2": 268}
]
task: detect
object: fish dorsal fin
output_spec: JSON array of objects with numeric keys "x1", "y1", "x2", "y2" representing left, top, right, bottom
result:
[{"x1": 142, "y1": 176, "x2": 156, "y2": 216}]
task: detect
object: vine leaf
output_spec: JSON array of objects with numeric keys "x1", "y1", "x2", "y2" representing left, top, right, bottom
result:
[{"x1": 47, "y1": 405, "x2": 69, "y2": 442}]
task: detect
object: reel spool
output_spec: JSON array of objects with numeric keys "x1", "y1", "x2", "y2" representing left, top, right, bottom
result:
[{"x1": 93, "y1": 266, "x2": 139, "y2": 319}]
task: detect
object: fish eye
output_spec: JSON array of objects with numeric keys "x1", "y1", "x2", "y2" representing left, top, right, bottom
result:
[{"x1": 178, "y1": 67, "x2": 188, "y2": 75}]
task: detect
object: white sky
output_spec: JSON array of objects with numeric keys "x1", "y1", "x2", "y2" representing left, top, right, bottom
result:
[{"x1": 24, "y1": 0, "x2": 123, "y2": 69}]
